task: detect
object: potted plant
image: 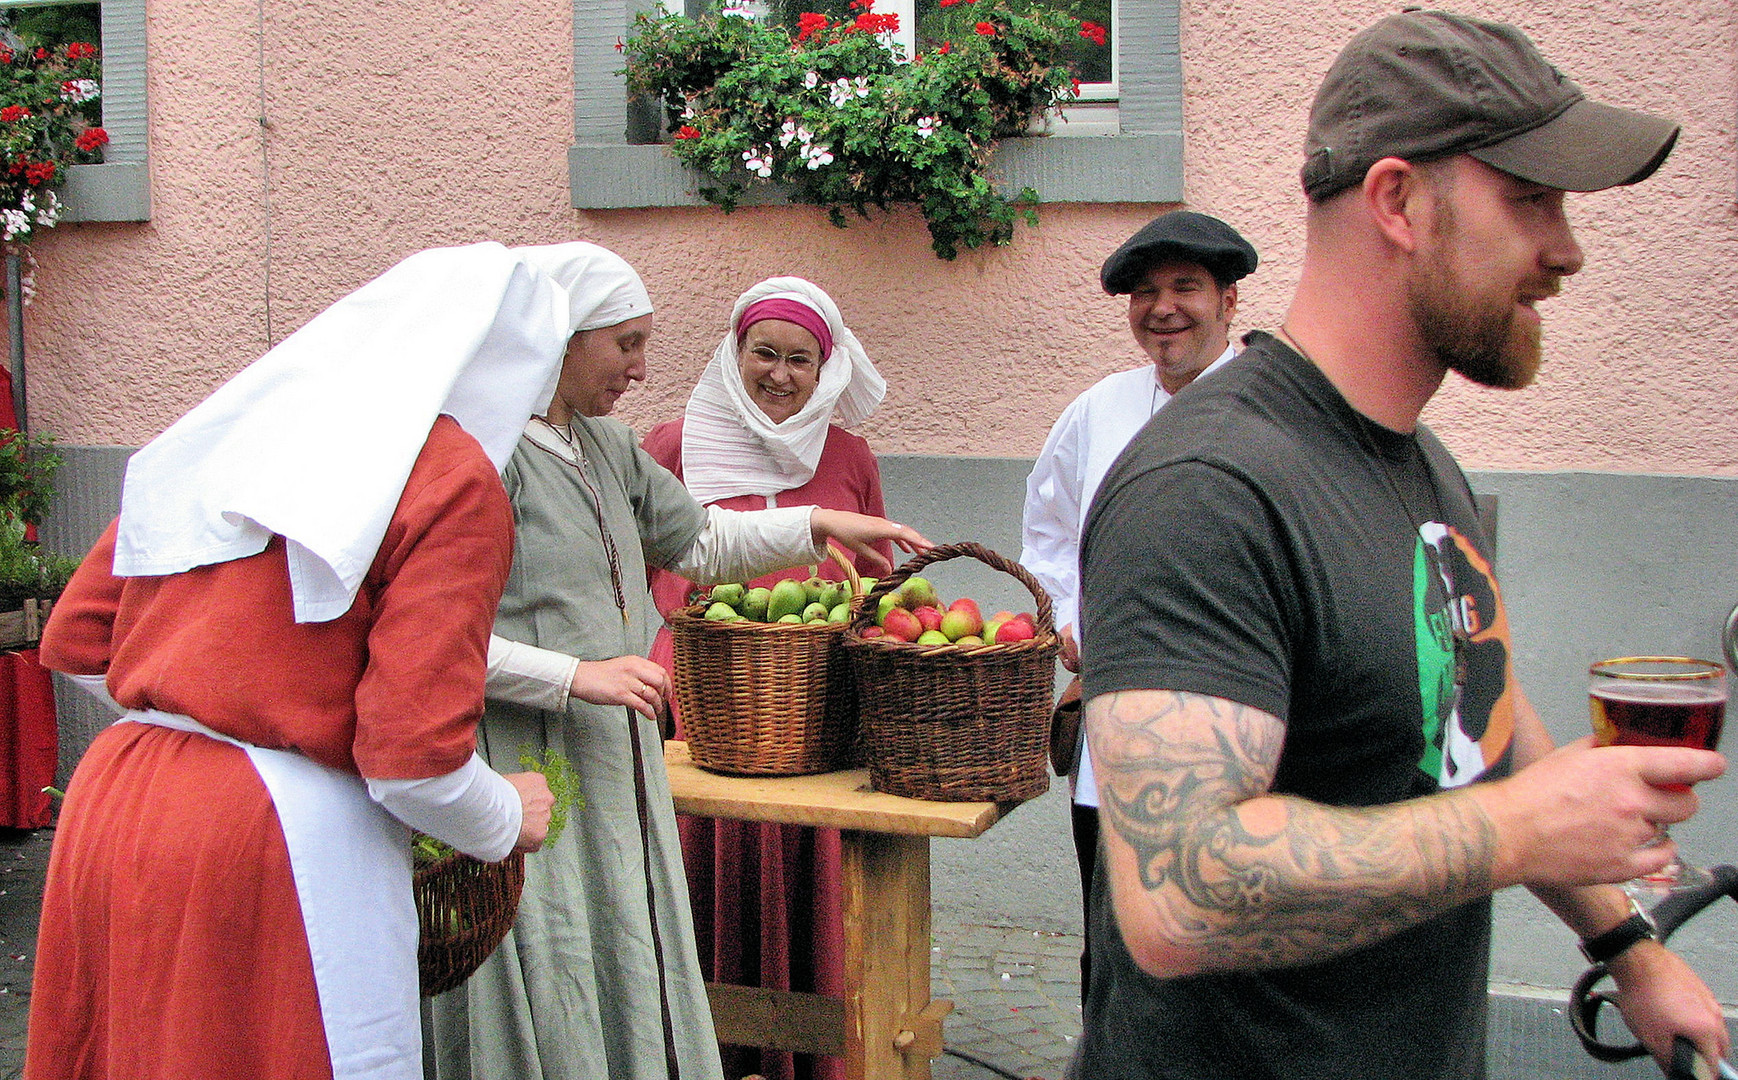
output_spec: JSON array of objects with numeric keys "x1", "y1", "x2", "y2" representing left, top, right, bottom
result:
[
  {"x1": 622, "y1": 0, "x2": 1089, "y2": 259},
  {"x1": 0, "y1": 430, "x2": 76, "y2": 646},
  {"x1": 0, "y1": 23, "x2": 106, "y2": 298}
]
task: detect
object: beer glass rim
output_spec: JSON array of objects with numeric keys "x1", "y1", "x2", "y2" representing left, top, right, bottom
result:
[{"x1": 1589, "y1": 656, "x2": 1725, "y2": 681}]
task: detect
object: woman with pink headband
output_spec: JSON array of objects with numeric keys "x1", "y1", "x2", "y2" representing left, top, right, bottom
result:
[{"x1": 644, "y1": 276, "x2": 890, "y2": 1080}]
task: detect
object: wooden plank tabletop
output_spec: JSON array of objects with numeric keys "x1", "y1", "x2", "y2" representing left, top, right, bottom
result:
[{"x1": 663, "y1": 741, "x2": 1011, "y2": 838}]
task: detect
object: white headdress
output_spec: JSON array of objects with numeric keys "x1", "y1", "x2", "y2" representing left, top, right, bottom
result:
[
  {"x1": 680, "y1": 277, "x2": 885, "y2": 504},
  {"x1": 113, "y1": 241, "x2": 571, "y2": 622},
  {"x1": 514, "y1": 241, "x2": 654, "y2": 334}
]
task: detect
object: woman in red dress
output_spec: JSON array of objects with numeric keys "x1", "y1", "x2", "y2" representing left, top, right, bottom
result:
[
  {"x1": 25, "y1": 243, "x2": 578, "y2": 1080},
  {"x1": 644, "y1": 277, "x2": 890, "y2": 1080}
]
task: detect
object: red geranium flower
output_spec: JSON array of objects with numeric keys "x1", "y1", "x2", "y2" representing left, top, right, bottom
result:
[
  {"x1": 65, "y1": 42, "x2": 97, "y2": 60},
  {"x1": 796, "y1": 11, "x2": 830, "y2": 42},
  {"x1": 936, "y1": 41, "x2": 953, "y2": 54},
  {"x1": 23, "y1": 161, "x2": 54, "y2": 185},
  {"x1": 674, "y1": 125, "x2": 701, "y2": 140},
  {"x1": 0, "y1": 106, "x2": 28, "y2": 123},
  {"x1": 1078, "y1": 20, "x2": 1106, "y2": 46},
  {"x1": 76, "y1": 127, "x2": 109, "y2": 152},
  {"x1": 32, "y1": 48, "x2": 47, "y2": 60},
  {"x1": 852, "y1": 11, "x2": 898, "y2": 34},
  {"x1": 974, "y1": 21, "x2": 995, "y2": 35},
  {"x1": 0, "y1": 47, "x2": 13, "y2": 64}
]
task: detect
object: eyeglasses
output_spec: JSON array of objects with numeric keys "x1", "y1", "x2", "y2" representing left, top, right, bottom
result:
[{"x1": 745, "y1": 344, "x2": 818, "y2": 373}]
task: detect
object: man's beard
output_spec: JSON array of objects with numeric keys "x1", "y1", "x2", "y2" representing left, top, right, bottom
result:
[{"x1": 1405, "y1": 209, "x2": 1545, "y2": 391}]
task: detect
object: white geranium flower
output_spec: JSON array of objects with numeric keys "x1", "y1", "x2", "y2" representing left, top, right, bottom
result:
[
  {"x1": 803, "y1": 70, "x2": 820, "y2": 90},
  {"x1": 915, "y1": 116, "x2": 936, "y2": 138},
  {"x1": 779, "y1": 118, "x2": 799, "y2": 147},
  {"x1": 803, "y1": 143, "x2": 834, "y2": 169},
  {"x1": 828, "y1": 79, "x2": 853, "y2": 108},
  {"x1": 58, "y1": 79, "x2": 99, "y2": 104},
  {"x1": 741, "y1": 145, "x2": 774, "y2": 178}
]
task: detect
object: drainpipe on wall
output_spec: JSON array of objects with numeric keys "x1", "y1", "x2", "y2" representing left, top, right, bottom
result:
[{"x1": 5, "y1": 251, "x2": 23, "y2": 433}]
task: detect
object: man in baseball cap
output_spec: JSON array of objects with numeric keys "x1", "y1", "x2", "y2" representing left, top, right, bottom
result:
[
  {"x1": 1069, "y1": 12, "x2": 1725, "y2": 1080},
  {"x1": 1021, "y1": 208, "x2": 1258, "y2": 1004}
]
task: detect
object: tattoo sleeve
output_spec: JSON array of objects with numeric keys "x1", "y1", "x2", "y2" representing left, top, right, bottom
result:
[{"x1": 1092, "y1": 689, "x2": 1497, "y2": 972}]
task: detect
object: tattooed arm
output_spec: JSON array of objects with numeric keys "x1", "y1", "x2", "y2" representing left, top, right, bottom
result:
[{"x1": 1091, "y1": 686, "x2": 1726, "y2": 978}]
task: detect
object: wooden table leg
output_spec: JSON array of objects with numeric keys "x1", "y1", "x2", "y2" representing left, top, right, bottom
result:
[{"x1": 841, "y1": 830, "x2": 953, "y2": 1080}]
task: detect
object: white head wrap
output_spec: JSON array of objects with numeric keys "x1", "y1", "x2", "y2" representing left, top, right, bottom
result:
[
  {"x1": 680, "y1": 277, "x2": 885, "y2": 504},
  {"x1": 514, "y1": 241, "x2": 653, "y2": 334},
  {"x1": 113, "y1": 241, "x2": 572, "y2": 623}
]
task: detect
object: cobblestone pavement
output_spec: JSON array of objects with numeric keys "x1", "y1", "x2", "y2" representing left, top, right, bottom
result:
[
  {"x1": 0, "y1": 828, "x2": 51, "y2": 1080},
  {"x1": 0, "y1": 825, "x2": 1084, "y2": 1080},
  {"x1": 928, "y1": 922, "x2": 1083, "y2": 1080}
]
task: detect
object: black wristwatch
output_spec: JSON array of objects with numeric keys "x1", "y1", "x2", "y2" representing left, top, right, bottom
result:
[{"x1": 1579, "y1": 907, "x2": 1659, "y2": 965}]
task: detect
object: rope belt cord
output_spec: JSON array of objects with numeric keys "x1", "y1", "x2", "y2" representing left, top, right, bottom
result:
[{"x1": 627, "y1": 707, "x2": 682, "y2": 1080}]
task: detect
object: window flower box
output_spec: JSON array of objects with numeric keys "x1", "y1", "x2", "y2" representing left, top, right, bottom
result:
[{"x1": 622, "y1": 0, "x2": 1091, "y2": 259}]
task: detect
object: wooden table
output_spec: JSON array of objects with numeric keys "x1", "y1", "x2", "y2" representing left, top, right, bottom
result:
[{"x1": 664, "y1": 740, "x2": 1027, "y2": 1080}]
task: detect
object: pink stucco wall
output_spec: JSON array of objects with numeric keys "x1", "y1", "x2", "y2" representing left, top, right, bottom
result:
[{"x1": 9, "y1": 0, "x2": 1735, "y2": 473}]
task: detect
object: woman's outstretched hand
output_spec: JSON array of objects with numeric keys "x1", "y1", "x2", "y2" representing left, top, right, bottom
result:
[
  {"x1": 809, "y1": 509, "x2": 932, "y2": 574},
  {"x1": 569, "y1": 655, "x2": 673, "y2": 722}
]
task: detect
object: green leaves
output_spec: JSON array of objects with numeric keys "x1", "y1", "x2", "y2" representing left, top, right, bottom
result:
[
  {"x1": 621, "y1": 1, "x2": 1079, "y2": 260},
  {"x1": 411, "y1": 748, "x2": 585, "y2": 864}
]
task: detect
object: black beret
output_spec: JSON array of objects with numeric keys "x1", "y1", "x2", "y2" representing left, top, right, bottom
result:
[{"x1": 1099, "y1": 211, "x2": 1259, "y2": 294}]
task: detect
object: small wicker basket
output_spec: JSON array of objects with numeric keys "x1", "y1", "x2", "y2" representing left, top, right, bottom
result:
[
  {"x1": 843, "y1": 542, "x2": 1057, "y2": 802},
  {"x1": 668, "y1": 545, "x2": 862, "y2": 776},
  {"x1": 413, "y1": 847, "x2": 526, "y2": 997}
]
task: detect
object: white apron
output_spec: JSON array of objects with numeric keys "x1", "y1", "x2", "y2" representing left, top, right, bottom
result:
[{"x1": 123, "y1": 709, "x2": 421, "y2": 1080}]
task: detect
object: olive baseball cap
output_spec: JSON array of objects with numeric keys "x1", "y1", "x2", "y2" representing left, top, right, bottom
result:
[
  {"x1": 1100, "y1": 210, "x2": 1259, "y2": 294},
  {"x1": 1301, "y1": 10, "x2": 1679, "y2": 202}
]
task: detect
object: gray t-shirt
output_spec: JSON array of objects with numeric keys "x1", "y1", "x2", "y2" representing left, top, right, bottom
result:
[{"x1": 1070, "y1": 333, "x2": 1516, "y2": 1080}]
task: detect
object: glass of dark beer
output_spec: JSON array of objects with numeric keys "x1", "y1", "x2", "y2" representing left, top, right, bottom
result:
[{"x1": 1589, "y1": 656, "x2": 1727, "y2": 896}]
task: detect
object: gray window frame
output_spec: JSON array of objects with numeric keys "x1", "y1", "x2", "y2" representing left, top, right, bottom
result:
[
  {"x1": 569, "y1": 0, "x2": 1181, "y2": 209},
  {"x1": 0, "y1": 0, "x2": 148, "y2": 222}
]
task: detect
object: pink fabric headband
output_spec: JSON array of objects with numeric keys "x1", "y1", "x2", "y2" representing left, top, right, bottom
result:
[{"x1": 736, "y1": 298, "x2": 833, "y2": 362}]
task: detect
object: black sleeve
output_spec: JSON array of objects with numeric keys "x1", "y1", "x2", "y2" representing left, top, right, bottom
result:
[{"x1": 1079, "y1": 457, "x2": 1300, "y2": 722}]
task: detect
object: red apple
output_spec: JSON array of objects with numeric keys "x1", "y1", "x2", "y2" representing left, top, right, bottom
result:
[
  {"x1": 939, "y1": 605, "x2": 983, "y2": 641},
  {"x1": 989, "y1": 618, "x2": 1035, "y2": 643},
  {"x1": 912, "y1": 605, "x2": 944, "y2": 633},
  {"x1": 860, "y1": 625, "x2": 888, "y2": 639},
  {"x1": 881, "y1": 606, "x2": 923, "y2": 642}
]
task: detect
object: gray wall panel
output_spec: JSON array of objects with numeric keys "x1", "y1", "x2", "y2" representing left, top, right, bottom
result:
[{"x1": 35, "y1": 449, "x2": 1738, "y2": 1014}]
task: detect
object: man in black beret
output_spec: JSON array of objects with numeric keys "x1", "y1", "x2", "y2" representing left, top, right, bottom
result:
[
  {"x1": 1071, "y1": 10, "x2": 1725, "y2": 1080},
  {"x1": 1020, "y1": 208, "x2": 1257, "y2": 1003}
]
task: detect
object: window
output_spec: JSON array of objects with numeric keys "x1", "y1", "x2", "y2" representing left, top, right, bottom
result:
[
  {"x1": 569, "y1": 0, "x2": 1181, "y2": 210},
  {"x1": 0, "y1": 0, "x2": 148, "y2": 222}
]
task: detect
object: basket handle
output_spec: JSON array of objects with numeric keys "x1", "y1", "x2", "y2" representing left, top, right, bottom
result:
[
  {"x1": 823, "y1": 541, "x2": 866, "y2": 598},
  {"x1": 849, "y1": 541, "x2": 1054, "y2": 633}
]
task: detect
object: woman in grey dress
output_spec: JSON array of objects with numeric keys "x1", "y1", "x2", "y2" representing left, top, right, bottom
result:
[{"x1": 428, "y1": 242, "x2": 926, "y2": 1080}]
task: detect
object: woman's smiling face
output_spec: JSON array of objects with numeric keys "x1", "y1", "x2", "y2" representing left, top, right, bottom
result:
[{"x1": 737, "y1": 318, "x2": 823, "y2": 424}]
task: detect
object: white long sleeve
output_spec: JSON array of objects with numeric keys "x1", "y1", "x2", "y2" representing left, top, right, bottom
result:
[
  {"x1": 1021, "y1": 350, "x2": 1237, "y2": 639},
  {"x1": 367, "y1": 752, "x2": 522, "y2": 862},
  {"x1": 485, "y1": 634, "x2": 579, "y2": 712},
  {"x1": 669, "y1": 503, "x2": 827, "y2": 584}
]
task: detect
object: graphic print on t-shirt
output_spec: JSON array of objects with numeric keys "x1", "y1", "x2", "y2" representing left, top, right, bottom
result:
[{"x1": 1413, "y1": 521, "x2": 1516, "y2": 789}]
